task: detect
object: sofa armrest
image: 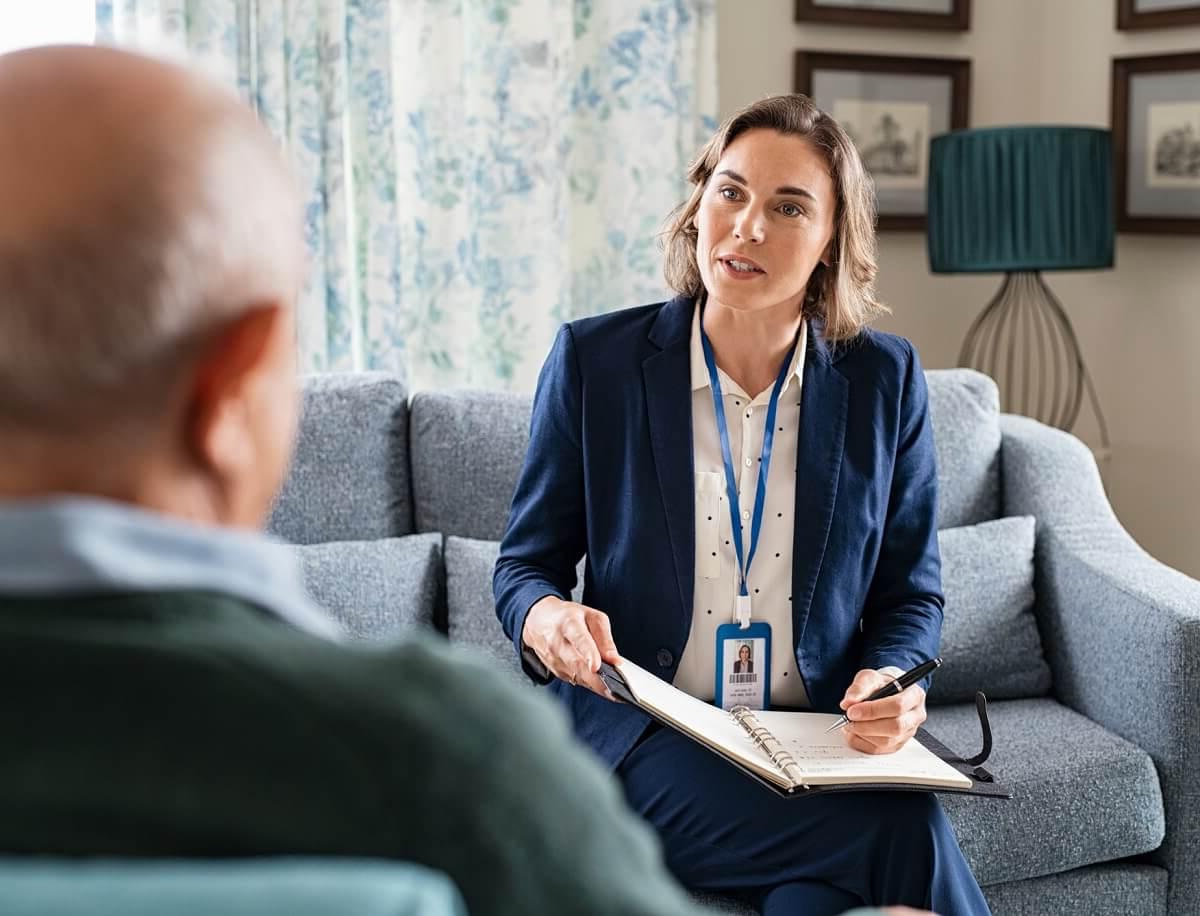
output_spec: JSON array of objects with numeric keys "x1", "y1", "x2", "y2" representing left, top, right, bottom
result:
[{"x1": 1001, "y1": 415, "x2": 1200, "y2": 915}]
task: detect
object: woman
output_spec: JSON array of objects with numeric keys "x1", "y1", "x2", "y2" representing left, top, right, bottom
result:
[
  {"x1": 494, "y1": 95, "x2": 989, "y2": 916},
  {"x1": 734, "y1": 643, "x2": 754, "y2": 675}
]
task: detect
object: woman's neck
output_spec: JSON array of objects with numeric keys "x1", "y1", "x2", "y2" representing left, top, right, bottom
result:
[{"x1": 702, "y1": 297, "x2": 803, "y2": 399}]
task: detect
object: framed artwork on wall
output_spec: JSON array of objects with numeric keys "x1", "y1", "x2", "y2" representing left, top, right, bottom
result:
[
  {"x1": 795, "y1": 51, "x2": 971, "y2": 231},
  {"x1": 1117, "y1": 0, "x2": 1200, "y2": 30},
  {"x1": 795, "y1": 0, "x2": 971, "y2": 31},
  {"x1": 1112, "y1": 52, "x2": 1200, "y2": 233}
]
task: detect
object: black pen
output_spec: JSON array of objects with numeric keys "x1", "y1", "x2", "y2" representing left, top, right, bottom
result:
[{"x1": 824, "y1": 657, "x2": 942, "y2": 732}]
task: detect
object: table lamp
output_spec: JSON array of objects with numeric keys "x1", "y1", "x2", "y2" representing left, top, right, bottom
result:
[{"x1": 927, "y1": 125, "x2": 1113, "y2": 448}]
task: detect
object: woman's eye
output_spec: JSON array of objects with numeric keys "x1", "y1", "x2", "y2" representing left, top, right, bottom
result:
[
  {"x1": 779, "y1": 202, "x2": 803, "y2": 218},
  {"x1": 720, "y1": 186, "x2": 739, "y2": 201}
]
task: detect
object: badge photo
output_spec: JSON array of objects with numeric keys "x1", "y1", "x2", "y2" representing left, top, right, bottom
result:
[{"x1": 715, "y1": 620, "x2": 772, "y2": 711}]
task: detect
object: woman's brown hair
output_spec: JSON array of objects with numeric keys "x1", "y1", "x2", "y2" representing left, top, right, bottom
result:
[{"x1": 662, "y1": 94, "x2": 887, "y2": 342}]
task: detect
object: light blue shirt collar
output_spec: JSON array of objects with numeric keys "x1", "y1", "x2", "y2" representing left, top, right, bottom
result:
[{"x1": 0, "y1": 497, "x2": 341, "y2": 640}]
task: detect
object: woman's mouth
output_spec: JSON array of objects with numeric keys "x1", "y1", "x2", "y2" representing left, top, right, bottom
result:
[{"x1": 719, "y1": 256, "x2": 765, "y2": 278}]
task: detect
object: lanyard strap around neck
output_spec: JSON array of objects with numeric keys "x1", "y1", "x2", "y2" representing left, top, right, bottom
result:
[{"x1": 699, "y1": 315, "x2": 798, "y2": 627}]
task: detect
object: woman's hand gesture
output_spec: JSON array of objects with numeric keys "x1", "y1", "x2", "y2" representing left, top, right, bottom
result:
[{"x1": 522, "y1": 596, "x2": 622, "y2": 700}]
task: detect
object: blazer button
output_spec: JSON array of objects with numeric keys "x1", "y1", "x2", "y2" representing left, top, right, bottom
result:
[{"x1": 656, "y1": 649, "x2": 674, "y2": 668}]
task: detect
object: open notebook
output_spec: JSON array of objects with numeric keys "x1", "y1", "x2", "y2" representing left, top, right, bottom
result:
[{"x1": 601, "y1": 659, "x2": 1008, "y2": 798}]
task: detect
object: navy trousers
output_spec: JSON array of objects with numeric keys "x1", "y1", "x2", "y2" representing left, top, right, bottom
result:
[{"x1": 617, "y1": 726, "x2": 991, "y2": 916}]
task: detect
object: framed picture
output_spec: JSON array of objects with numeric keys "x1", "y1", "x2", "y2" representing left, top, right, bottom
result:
[
  {"x1": 1112, "y1": 52, "x2": 1200, "y2": 233},
  {"x1": 795, "y1": 0, "x2": 970, "y2": 31},
  {"x1": 1117, "y1": 0, "x2": 1200, "y2": 30},
  {"x1": 795, "y1": 52, "x2": 971, "y2": 231}
]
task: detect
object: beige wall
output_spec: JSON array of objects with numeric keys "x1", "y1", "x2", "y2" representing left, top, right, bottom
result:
[{"x1": 717, "y1": 0, "x2": 1200, "y2": 577}]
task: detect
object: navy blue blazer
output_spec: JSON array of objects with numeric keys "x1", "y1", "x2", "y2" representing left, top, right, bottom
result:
[{"x1": 494, "y1": 296, "x2": 944, "y2": 770}]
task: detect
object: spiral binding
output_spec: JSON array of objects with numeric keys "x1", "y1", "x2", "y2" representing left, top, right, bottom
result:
[{"x1": 729, "y1": 706, "x2": 807, "y2": 789}]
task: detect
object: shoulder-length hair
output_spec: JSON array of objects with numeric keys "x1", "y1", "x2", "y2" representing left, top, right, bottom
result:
[{"x1": 662, "y1": 94, "x2": 887, "y2": 343}]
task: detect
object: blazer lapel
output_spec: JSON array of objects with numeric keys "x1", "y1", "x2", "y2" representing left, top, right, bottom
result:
[
  {"x1": 791, "y1": 323, "x2": 849, "y2": 646},
  {"x1": 644, "y1": 297, "x2": 695, "y2": 632}
]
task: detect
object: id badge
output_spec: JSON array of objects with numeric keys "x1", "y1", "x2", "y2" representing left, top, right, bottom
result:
[{"x1": 714, "y1": 620, "x2": 771, "y2": 711}]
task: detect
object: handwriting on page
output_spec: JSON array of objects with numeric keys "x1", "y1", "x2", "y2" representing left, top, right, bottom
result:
[{"x1": 752, "y1": 709, "x2": 965, "y2": 782}]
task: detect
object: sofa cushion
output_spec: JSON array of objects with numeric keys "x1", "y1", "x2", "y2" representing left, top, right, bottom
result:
[
  {"x1": 293, "y1": 534, "x2": 442, "y2": 640},
  {"x1": 410, "y1": 391, "x2": 529, "y2": 540},
  {"x1": 444, "y1": 536, "x2": 585, "y2": 679},
  {"x1": 925, "y1": 369, "x2": 1002, "y2": 529},
  {"x1": 928, "y1": 516, "x2": 1051, "y2": 705},
  {"x1": 981, "y1": 864, "x2": 1166, "y2": 916},
  {"x1": 931, "y1": 698, "x2": 1165, "y2": 887},
  {"x1": 269, "y1": 373, "x2": 414, "y2": 545},
  {"x1": 0, "y1": 858, "x2": 466, "y2": 916}
]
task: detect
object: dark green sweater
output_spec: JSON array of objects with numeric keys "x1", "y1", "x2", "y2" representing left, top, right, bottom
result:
[{"x1": 0, "y1": 591, "x2": 706, "y2": 916}]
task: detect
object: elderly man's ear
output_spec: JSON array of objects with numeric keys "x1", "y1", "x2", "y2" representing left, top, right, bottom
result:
[{"x1": 185, "y1": 303, "x2": 298, "y2": 526}]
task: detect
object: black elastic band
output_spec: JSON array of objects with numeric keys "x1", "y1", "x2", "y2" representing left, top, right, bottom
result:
[{"x1": 962, "y1": 691, "x2": 994, "y2": 769}]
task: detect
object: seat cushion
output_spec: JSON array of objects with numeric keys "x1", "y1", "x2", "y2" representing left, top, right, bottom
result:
[
  {"x1": 269, "y1": 373, "x2": 414, "y2": 545},
  {"x1": 0, "y1": 858, "x2": 465, "y2": 916},
  {"x1": 930, "y1": 698, "x2": 1165, "y2": 887},
  {"x1": 928, "y1": 516, "x2": 1051, "y2": 704},
  {"x1": 410, "y1": 391, "x2": 530, "y2": 540},
  {"x1": 925, "y1": 369, "x2": 1002, "y2": 529},
  {"x1": 444, "y1": 536, "x2": 584, "y2": 679},
  {"x1": 982, "y1": 863, "x2": 1167, "y2": 915},
  {"x1": 293, "y1": 534, "x2": 442, "y2": 639}
]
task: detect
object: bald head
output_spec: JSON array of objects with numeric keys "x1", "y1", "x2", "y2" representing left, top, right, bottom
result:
[
  {"x1": 0, "y1": 46, "x2": 305, "y2": 526},
  {"x1": 0, "y1": 45, "x2": 302, "y2": 432}
]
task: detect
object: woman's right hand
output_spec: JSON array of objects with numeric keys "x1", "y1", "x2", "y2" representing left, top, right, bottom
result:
[{"x1": 522, "y1": 595, "x2": 622, "y2": 700}]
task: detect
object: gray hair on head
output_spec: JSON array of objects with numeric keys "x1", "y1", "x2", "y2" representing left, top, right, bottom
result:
[{"x1": 0, "y1": 44, "x2": 303, "y2": 442}]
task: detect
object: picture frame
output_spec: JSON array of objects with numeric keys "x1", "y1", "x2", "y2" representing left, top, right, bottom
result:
[
  {"x1": 1111, "y1": 52, "x2": 1200, "y2": 234},
  {"x1": 795, "y1": 0, "x2": 971, "y2": 31},
  {"x1": 795, "y1": 52, "x2": 971, "y2": 231},
  {"x1": 1117, "y1": 0, "x2": 1200, "y2": 30}
]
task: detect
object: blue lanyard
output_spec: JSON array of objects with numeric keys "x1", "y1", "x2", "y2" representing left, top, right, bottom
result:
[{"x1": 699, "y1": 320, "x2": 798, "y2": 621}]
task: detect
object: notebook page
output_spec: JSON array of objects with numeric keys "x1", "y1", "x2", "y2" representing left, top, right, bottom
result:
[
  {"x1": 614, "y1": 660, "x2": 792, "y2": 789},
  {"x1": 754, "y1": 710, "x2": 972, "y2": 789}
]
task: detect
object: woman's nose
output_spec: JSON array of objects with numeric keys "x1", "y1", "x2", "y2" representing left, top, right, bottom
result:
[{"x1": 732, "y1": 207, "x2": 764, "y2": 243}]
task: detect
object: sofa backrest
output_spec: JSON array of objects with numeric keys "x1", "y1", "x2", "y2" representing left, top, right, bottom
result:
[
  {"x1": 271, "y1": 368, "x2": 1003, "y2": 545},
  {"x1": 409, "y1": 391, "x2": 530, "y2": 540},
  {"x1": 269, "y1": 373, "x2": 415, "y2": 544},
  {"x1": 407, "y1": 368, "x2": 1002, "y2": 541},
  {"x1": 924, "y1": 369, "x2": 1002, "y2": 528},
  {"x1": 271, "y1": 367, "x2": 1045, "y2": 702}
]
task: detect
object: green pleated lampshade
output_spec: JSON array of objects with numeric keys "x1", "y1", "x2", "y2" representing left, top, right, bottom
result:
[{"x1": 927, "y1": 126, "x2": 1114, "y2": 273}]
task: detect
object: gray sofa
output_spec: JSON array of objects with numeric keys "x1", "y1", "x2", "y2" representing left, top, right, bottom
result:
[{"x1": 268, "y1": 369, "x2": 1200, "y2": 916}]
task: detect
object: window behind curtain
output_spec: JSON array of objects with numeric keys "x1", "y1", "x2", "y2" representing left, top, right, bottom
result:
[{"x1": 0, "y1": 1, "x2": 95, "y2": 54}]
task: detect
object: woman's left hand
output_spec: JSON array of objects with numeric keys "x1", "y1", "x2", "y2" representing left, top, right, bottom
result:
[{"x1": 838, "y1": 667, "x2": 927, "y2": 755}]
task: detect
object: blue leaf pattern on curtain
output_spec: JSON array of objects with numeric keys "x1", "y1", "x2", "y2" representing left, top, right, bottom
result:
[{"x1": 96, "y1": 0, "x2": 716, "y2": 390}]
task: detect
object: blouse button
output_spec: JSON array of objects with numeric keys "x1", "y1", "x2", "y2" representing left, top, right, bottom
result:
[{"x1": 656, "y1": 649, "x2": 674, "y2": 668}]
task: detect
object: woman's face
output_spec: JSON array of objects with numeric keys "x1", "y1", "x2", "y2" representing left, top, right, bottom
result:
[
  {"x1": 739, "y1": 645, "x2": 751, "y2": 662},
  {"x1": 695, "y1": 128, "x2": 837, "y2": 315}
]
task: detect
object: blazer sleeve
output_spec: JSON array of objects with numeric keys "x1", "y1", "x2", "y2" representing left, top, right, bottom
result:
[
  {"x1": 858, "y1": 341, "x2": 945, "y2": 688},
  {"x1": 493, "y1": 324, "x2": 589, "y2": 683}
]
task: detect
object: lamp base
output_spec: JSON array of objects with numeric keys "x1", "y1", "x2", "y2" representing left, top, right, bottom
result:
[{"x1": 958, "y1": 271, "x2": 1110, "y2": 449}]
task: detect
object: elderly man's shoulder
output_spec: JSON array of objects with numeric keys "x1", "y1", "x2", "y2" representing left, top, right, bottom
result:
[{"x1": 231, "y1": 618, "x2": 565, "y2": 742}]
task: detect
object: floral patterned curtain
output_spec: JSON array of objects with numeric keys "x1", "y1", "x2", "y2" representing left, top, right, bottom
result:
[{"x1": 97, "y1": 0, "x2": 716, "y2": 391}]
